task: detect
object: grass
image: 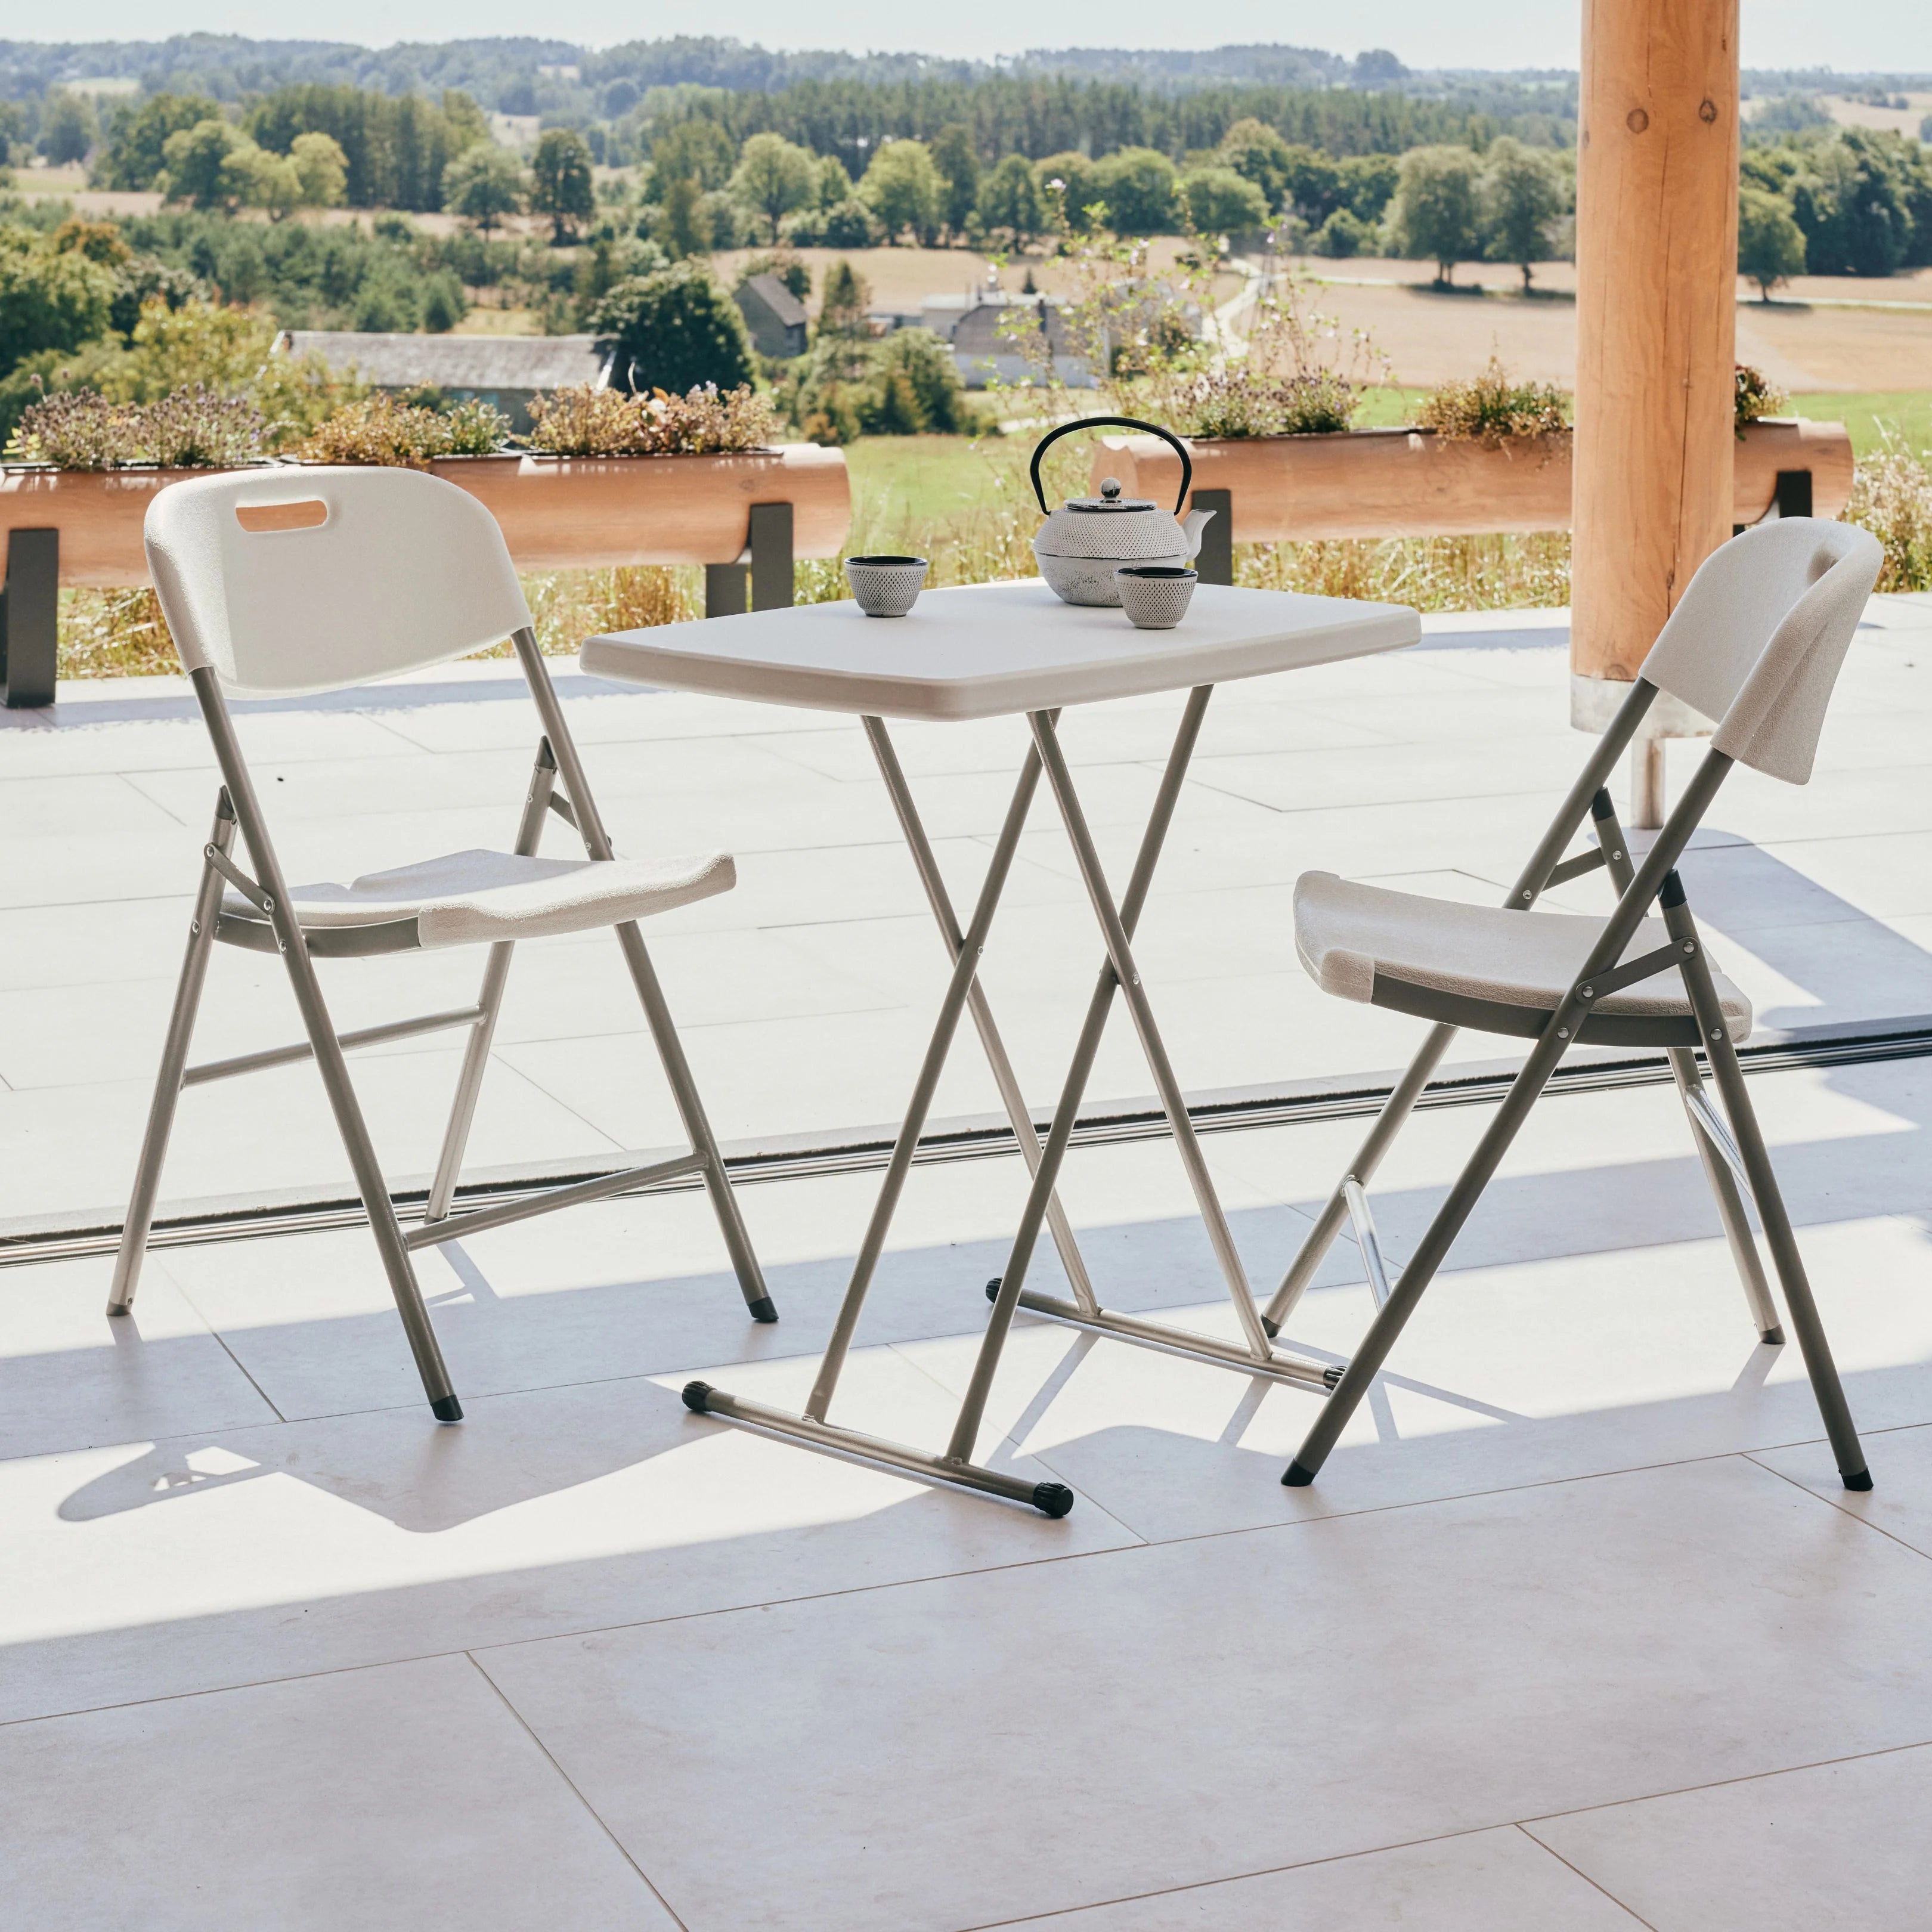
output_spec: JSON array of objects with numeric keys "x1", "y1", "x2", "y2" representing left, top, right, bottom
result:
[{"x1": 1789, "y1": 392, "x2": 1932, "y2": 458}]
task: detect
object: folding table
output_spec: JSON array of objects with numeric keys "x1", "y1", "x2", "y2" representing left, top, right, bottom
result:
[{"x1": 581, "y1": 579, "x2": 1420, "y2": 1513}]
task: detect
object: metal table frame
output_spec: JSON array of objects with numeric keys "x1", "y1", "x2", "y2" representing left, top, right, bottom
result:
[{"x1": 683, "y1": 682, "x2": 1336, "y2": 1515}]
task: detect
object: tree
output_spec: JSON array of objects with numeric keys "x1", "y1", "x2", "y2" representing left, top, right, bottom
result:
[
  {"x1": 930, "y1": 124, "x2": 980, "y2": 240},
  {"x1": 99, "y1": 93, "x2": 219, "y2": 191},
  {"x1": 1785, "y1": 130, "x2": 1919, "y2": 277},
  {"x1": 738, "y1": 251, "x2": 811, "y2": 302},
  {"x1": 655, "y1": 175, "x2": 709, "y2": 257},
  {"x1": 859, "y1": 140, "x2": 943, "y2": 244},
  {"x1": 646, "y1": 119, "x2": 736, "y2": 198},
  {"x1": 39, "y1": 91, "x2": 98, "y2": 166},
  {"x1": 978, "y1": 154, "x2": 1043, "y2": 243},
  {"x1": 821, "y1": 200, "x2": 882, "y2": 249},
  {"x1": 1337, "y1": 153, "x2": 1401, "y2": 224},
  {"x1": 443, "y1": 144, "x2": 527, "y2": 235},
  {"x1": 1217, "y1": 118, "x2": 1293, "y2": 213},
  {"x1": 1481, "y1": 137, "x2": 1568, "y2": 290},
  {"x1": 1092, "y1": 148, "x2": 1178, "y2": 236},
  {"x1": 1310, "y1": 208, "x2": 1371, "y2": 257},
  {"x1": 1738, "y1": 185, "x2": 1807, "y2": 299},
  {"x1": 530, "y1": 128, "x2": 595, "y2": 243},
  {"x1": 729, "y1": 131, "x2": 817, "y2": 243},
  {"x1": 1180, "y1": 167, "x2": 1269, "y2": 236},
  {"x1": 592, "y1": 262, "x2": 755, "y2": 395},
  {"x1": 291, "y1": 132, "x2": 349, "y2": 210},
  {"x1": 0, "y1": 230, "x2": 116, "y2": 376},
  {"x1": 1387, "y1": 144, "x2": 1484, "y2": 284},
  {"x1": 818, "y1": 258, "x2": 871, "y2": 338},
  {"x1": 159, "y1": 119, "x2": 255, "y2": 210},
  {"x1": 422, "y1": 271, "x2": 466, "y2": 332},
  {"x1": 815, "y1": 153, "x2": 855, "y2": 209},
  {"x1": 1035, "y1": 152, "x2": 1099, "y2": 233}
]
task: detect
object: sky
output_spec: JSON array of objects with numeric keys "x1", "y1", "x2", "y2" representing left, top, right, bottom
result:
[{"x1": 20, "y1": 0, "x2": 1932, "y2": 73}]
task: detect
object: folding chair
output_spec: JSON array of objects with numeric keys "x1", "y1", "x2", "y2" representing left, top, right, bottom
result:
[
  {"x1": 1268, "y1": 517, "x2": 1881, "y2": 1491},
  {"x1": 109, "y1": 466, "x2": 775, "y2": 1419}
]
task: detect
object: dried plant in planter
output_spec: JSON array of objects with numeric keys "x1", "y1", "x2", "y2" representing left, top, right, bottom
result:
[
  {"x1": 1734, "y1": 362, "x2": 1788, "y2": 434},
  {"x1": 6, "y1": 385, "x2": 268, "y2": 469},
  {"x1": 5, "y1": 391, "x2": 145, "y2": 469},
  {"x1": 523, "y1": 383, "x2": 777, "y2": 457},
  {"x1": 1166, "y1": 367, "x2": 1360, "y2": 438},
  {"x1": 138, "y1": 386, "x2": 268, "y2": 469},
  {"x1": 1417, "y1": 358, "x2": 1570, "y2": 446},
  {"x1": 295, "y1": 394, "x2": 510, "y2": 469}
]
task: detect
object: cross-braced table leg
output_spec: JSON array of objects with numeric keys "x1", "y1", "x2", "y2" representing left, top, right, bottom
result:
[
  {"x1": 954, "y1": 691, "x2": 1336, "y2": 1438},
  {"x1": 682, "y1": 723, "x2": 1079, "y2": 1514}
]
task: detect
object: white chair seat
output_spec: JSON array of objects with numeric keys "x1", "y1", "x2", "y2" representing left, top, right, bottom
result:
[
  {"x1": 1293, "y1": 871, "x2": 1751, "y2": 1041},
  {"x1": 224, "y1": 847, "x2": 733, "y2": 949}
]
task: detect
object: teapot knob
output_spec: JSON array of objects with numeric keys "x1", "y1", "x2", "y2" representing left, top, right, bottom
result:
[{"x1": 1100, "y1": 477, "x2": 1122, "y2": 500}]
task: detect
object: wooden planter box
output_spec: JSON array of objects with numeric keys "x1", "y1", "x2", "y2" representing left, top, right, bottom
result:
[
  {"x1": 0, "y1": 445, "x2": 852, "y2": 706},
  {"x1": 1091, "y1": 417, "x2": 1856, "y2": 546}
]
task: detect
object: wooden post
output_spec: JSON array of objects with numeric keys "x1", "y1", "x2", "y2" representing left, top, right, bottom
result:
[{"x1": 1572, "y1": 0, "x2": 1741, "y2": 822}]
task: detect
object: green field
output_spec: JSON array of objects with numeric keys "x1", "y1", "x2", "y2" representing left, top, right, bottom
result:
[{"x1": 1791, "y1": 393, "x2": 1932, "y2": 457}]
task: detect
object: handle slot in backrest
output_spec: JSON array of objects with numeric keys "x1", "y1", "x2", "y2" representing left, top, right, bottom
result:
[{"x1": 235, "y1": 500, "x2": 330, "y2": 534}]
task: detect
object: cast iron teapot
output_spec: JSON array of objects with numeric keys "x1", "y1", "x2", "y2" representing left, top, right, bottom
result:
[{"x1": 1030, "y1": 414, "x2": 1213, "y2": 606}]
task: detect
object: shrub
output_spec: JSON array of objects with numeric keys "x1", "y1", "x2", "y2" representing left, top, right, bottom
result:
[
  {"x1": 1734, "y1": 362, "x2": 1788, "y2": 431},
  {"x1": 1311, "y1": 208, "x2": 1371, "y2": 257},
  {"x1": 1847, "y1": 442, "x2": 1932, "y2": 592},
  {"x1": 592, "y1": 261, "x2": 756, "y2": 396},
  {"x1": 522, "y1": 381, "x2": 776, "y2": 456},
  {"x1": 820, "y1": 199, "x2": 883, "y2": 249},
  {"x1": 1417, "y1": 358, "x2": 1569, "y2": 444},
  {"x1": 1179, "y1": 167, "x2": 1270, "y2": 237},
  {"x1": 295, "y1": 392, "x2": 508, "y2": 467}
]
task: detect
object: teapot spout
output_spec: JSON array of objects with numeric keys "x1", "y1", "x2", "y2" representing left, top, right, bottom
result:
[{"x1": 1181, "y1": 506, "x2": 1216, "y2": 559}]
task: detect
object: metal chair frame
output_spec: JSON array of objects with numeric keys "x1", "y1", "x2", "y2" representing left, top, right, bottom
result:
[
  {"x1": 109, "y1": 628, "x2": 774, "y2": 1420},
  {"x1": 1270, "y1": 672, "x2": 1870, "y2": 1493}
]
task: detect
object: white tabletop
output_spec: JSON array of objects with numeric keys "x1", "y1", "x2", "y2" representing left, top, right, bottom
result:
[{"x1": 579, "y1": 579, "x2": 1420, "y2": 722}]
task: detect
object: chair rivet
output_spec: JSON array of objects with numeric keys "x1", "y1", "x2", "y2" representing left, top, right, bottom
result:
[
  {"x1": 1710, "y1": 1027, "x2": 1722, "y2": 1041},
  {"x1": 1521, "y1": 889, "x2": 1532, "y2": 900},
  {"x1": 1579, "y1": 985, "x2": 1593, "y2": 999},
  {"x1": 1558, "y1": 1027, "x2": 1569, "y2": 1039},
  {"x1": 1683, "y1": 941, "x2": 1695, "y2": 953}
]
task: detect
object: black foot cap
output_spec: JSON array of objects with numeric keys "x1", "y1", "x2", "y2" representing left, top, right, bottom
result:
[
  {"x1": 985, "y1": 1276, "x2": 1001, "y2": 1303},
  {"x1": 747, "y1": 1296, "x2": 779, "y2": 1324},
  {"x1": 431, "y1": 1395, "x2": 464, "y2": 1422},
  {"x1": 1844, "y1": 1469, "x2": 1874, "y2": 1493},
  {"x1": 682, "y1": 1380, "x2": 713, "y2": 1414},
  {"x1": 1032, "y1": 1482, "x2": 1076, "y2": 1518},
  {"x1": 1761, "y1": 1325, "x2": 1786, "y2": 1346},
  {"x1": 1281, "y1": 1460, "x2": 1317, "y2": 1488},
  {"x1": 1321, "y1": 1365, "x2": 1345, "y2": 1389},
  {"x1": 1260, "y1": 1314, "x2": 1280, "y2": 1339}
]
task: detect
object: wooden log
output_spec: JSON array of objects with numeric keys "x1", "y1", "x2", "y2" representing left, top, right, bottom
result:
[
  {"x1": 0, "y1": 444, "x2": 852, "y2": 589},
  {"x1": 1090, "y1": 419, "x2": 1851, "y2": 543},
  {"x1": 1572, "y1": 0, "x2": 1741, "y2": 691}
]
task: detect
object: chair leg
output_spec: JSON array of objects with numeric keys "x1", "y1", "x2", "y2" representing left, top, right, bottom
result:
[
  {"x1": 1663, "y1": 891, "x2": 1868, "y2": 1488},
  {"x1": 614, "y1": 919, "x2": 775, "y2": 1322},
  {"x1": 1670, "y1": 1046, "x2": 1783, "y2": 1343},
  {"x1": 108, "y1": 797, "x2": 234, "y2": 1315},
  {"x1": 1284, "y1": 1017, "x2": 1572, "y2": 1486}
]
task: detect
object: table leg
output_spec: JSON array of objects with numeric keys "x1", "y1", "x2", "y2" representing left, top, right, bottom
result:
[
  {"x1": 951, "y1": 691, "x2": 1333, "y2": 1466},
  {"x1": 685, "y1": 731, "x2": 1078, "y2": 1516},
  {"x1": 861, "y1": 716, "x2": 1099, "y2": 1316}
]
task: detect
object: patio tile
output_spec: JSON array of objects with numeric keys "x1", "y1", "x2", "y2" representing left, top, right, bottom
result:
[
  {"x1": 1011, "y1": 1826, "x2": 1642, "y2": 1929},
  {"x1": 0, "y1": 1255, "x2": 276, "y2": 1462},
  {"x1": 1527, "y1": 1744, "x2": 1932, "y2": 1932},
  {"x1": 1753, "y1": 1420, "x2": 1932, "y2": 1559},
  {"x1": 0, "y1": 1654, "x2": 676, "y2": 1930},
  {"x1": 0, "y1": 1351, "x2": 1137, "y2": 1723},
  {"x1": 900, "y1": 1213, "x2": 1932, "y2": 1542},
  {"x1": 476, "y1": 1456, "x2": 1932, "y2": 1932}
]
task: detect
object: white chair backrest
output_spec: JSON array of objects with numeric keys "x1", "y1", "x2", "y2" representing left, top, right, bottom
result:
[
  {"x1": 144, "y1": 466, "x2": 533, "y2": 698},
  {"x1": 1639, "y1": 517, "x2": 1882, "y2": 785}
]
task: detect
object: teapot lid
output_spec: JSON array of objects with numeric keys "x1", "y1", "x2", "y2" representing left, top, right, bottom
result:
[{"x1": 1064, "y1": 477, "x2": 1156, "y2": 513}]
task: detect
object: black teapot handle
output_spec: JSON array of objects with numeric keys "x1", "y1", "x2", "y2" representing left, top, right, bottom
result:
[{"x1": 1030, "y1": 415, "x2": 1193, "y2": 518}]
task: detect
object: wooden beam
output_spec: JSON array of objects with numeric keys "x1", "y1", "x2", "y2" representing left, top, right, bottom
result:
[{"x1": 1572, "y1": 0, "x2": 1741, "y2": 701}]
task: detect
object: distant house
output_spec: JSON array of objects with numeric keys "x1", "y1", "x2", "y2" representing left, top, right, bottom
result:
[
  {"x1": 917, "y1": 290, "x2": 1095, "y2": 389},
  {"x1": 272, "y1": 332, "x2": 611, "y2": 434},
  {"x1": 733, "y1": 275, "x2": 809, "y2": 360}
]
